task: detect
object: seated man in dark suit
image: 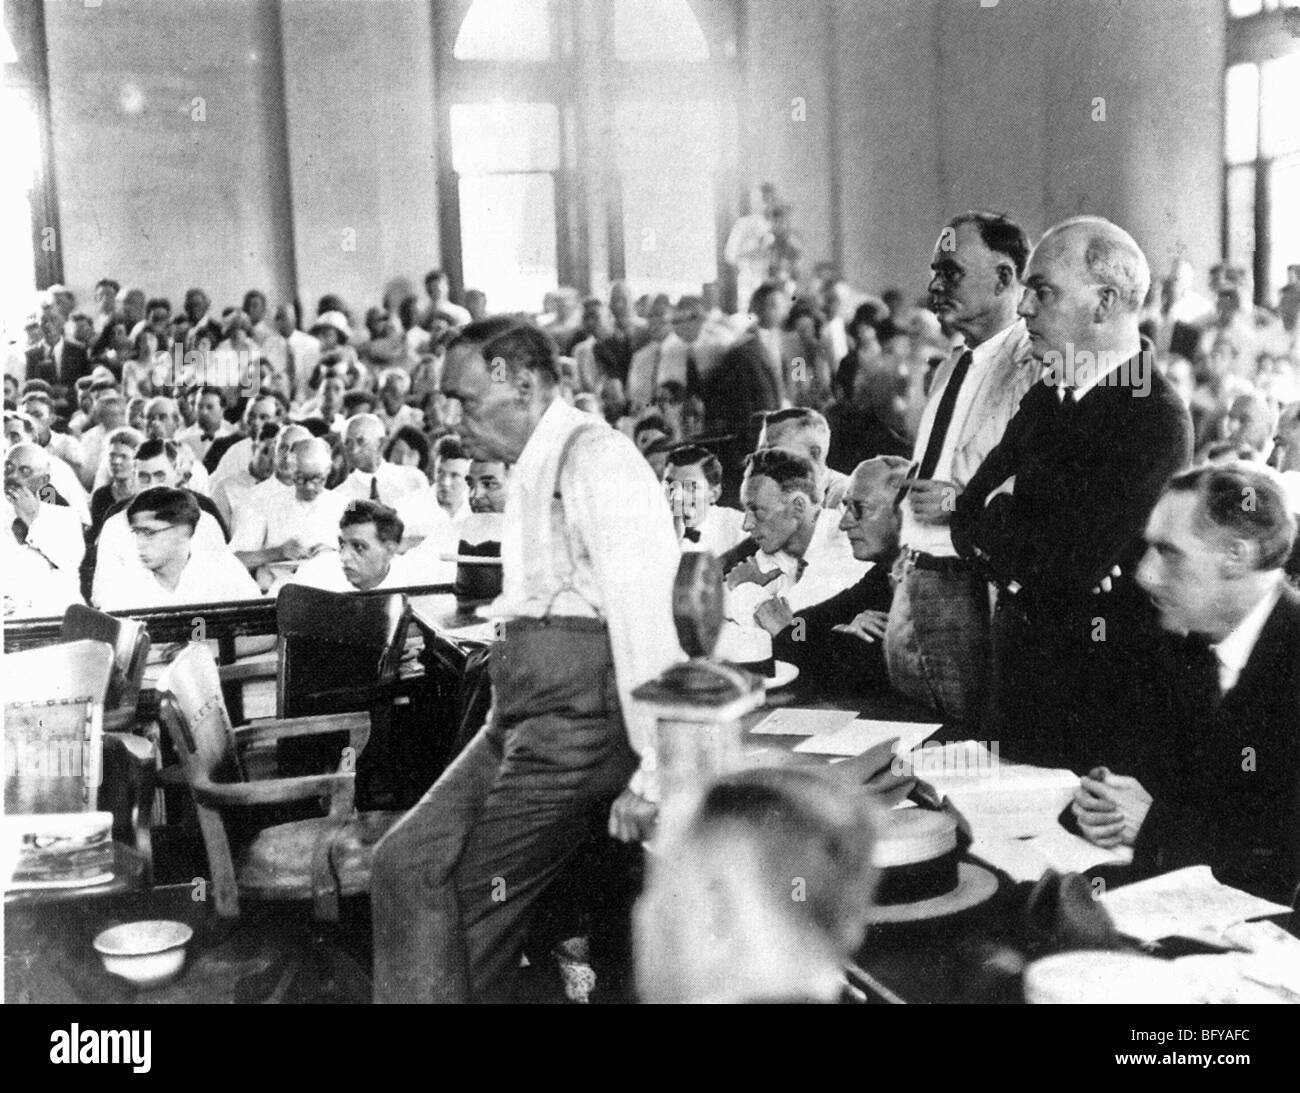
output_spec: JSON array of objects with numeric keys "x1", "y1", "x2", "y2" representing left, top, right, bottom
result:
[
  {"x1": 753, "y1": 456, "x2": 909, "y2": 699},
  {"x1": 1072, "y1": 464, "x2": 1299, "y2": 907}
]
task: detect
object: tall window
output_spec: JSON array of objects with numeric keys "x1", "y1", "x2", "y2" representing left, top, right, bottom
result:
[
  {"x1": 435, "y1": 0, "x2": 739, "y2": 311},
  {"x1": 1224, "y1": 0, "x2": 1300, "y2": 302}
]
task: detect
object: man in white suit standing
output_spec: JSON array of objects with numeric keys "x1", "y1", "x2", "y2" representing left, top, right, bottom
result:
[{"x1": 884, "y1": 212, "x2": 1039, "y2": 726}]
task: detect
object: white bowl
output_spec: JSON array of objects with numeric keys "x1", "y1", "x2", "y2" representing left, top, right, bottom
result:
[{"x1": 93, "y1": 920, "x2": 193, "y2": 989}]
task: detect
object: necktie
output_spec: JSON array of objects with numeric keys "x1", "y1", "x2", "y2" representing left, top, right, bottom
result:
[
  {"x1": 12, "y1": 518, "x2": 28, "y2": 544},
  {"x1": 1183, "y1": 633, "x2": 1222, "y2": 711},
  {"x1": 682, "y1": 527, "x2": 701, "y2": 544},
  {"x1": 916, "y1": 349, "x2": 973, "y2": 480},
  {"x1": 369, "y1": 475, "x2": 380, "y2": 502}
]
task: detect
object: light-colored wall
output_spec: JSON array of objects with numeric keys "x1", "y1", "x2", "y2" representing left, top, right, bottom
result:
[{"x1": 42, "y1": 0, "x2": 1224, "y2": 315}]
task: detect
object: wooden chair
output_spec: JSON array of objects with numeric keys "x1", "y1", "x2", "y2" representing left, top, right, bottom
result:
[
  {"x1": 4, "y1": 640, "x2": 155, "y2": 900},
  {"x1": 155, "y1": 643, "x2": 401, "y2": 920},
  {"x1": 221, "y1": 584, "x2": 413, "y2": 803},
  {"x1": 59, "y1": 604, "x2": 151, "y2": 731}
]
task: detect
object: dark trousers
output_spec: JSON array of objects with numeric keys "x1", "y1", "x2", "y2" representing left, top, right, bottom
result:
[{"x1": 370, "y1": 617, "x2": 638, "y2": 1003}]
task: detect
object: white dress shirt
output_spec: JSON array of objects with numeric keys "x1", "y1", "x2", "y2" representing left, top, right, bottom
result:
[
  {"x1": 177, "y1": 420, "x2": 234, "y2": 462},
  {"x1": 335, "y1": 462, "x2": 428, "y2": 505},
  {"x1": 232, "y1": 489, "x2": 347, "y2": 557},
  {"x1": 288, "y1": 548, "x2": 425, "y2": 593},
  {"x1": 5, "y1": 498, "x2": 85, "y2": 574},
  {"x1": 681, "y1": 504, "x2": 746, "y2": 558},
  {"x1": 488, "y1": 397, "x2": 683, "y2": 785},
  {"x1": 210, "y1": 437, "x2": 254, "y2": 485},
  {"x1": 2, "y1": 536, "x2": 80, "y2": 617},
  {"x1": 97, "y1": 546, "x2": 262, "y2": 611},
  {"x1": 743, "y1": 506, "x2": 868, "y2": 617},
  {"x1": 211, "y1": 467, "x2": 267, "y2": 532},
  {"x1": 92, "y1": 509, "x2": 231, "y2": 608},
  {"x1": 393, "y1": 486, "x2": 459, "y2": 545},
  {"x1": 1211, "y1": 580, "x2": 1284, "y2": 694},
  {"x1": 45, "y1": 453, "x2": 91, "y2": 526},
  {"x1": 901, "y1": 321, "x2": 1017, "y2": 557}
]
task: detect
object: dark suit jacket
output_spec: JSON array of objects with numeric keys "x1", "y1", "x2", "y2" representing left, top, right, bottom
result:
[
  {"x1": 952, "y1": 356, "x2": 1193, "y2": 615},
  {"x1": 203, "y1": 433, "x2": 243, "y2": 475},
  {"x1": 705, "y1": 334, "x2": 782, "y2": 504},
  {"x1": 55, "y1": 341, "x2": 91, "y2": 388},
  {"x1": 25, "y1": 344, "x2": 58, "y2": 387},
  {"x1": 1131, "y1": 586, "x2": 1300, "y2": 907},
  {"x1": 773, "y1": 560, "x2": 894, "y2": 699}
]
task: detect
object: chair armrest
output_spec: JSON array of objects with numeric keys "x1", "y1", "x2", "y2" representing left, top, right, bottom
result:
[
  {"x1": 192, "y1": 771, "x2": 354, "y2": 809},
  {"x1": 234, "y1": 711, "x2": 370, "y2": 755},
  {"x1": 218, "y1": 659, "x2": 278, "y2": 685}
]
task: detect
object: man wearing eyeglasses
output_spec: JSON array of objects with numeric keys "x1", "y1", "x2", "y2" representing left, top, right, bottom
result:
[
  {"x1": 89, "y1": 438, "x2": 229, "y2": 608},
  {"x1": 232, "y1": 438, "x2": 347, "y2": 592},
  {"x1": 754, "y1": 457, "x2": 909, "y2": 699},
  {"x1": 4, "y1": 442, "x2": 85, "y2": 575},
  {"x1": 96, "y1": 487, "x2": 259, "y2": 610}
]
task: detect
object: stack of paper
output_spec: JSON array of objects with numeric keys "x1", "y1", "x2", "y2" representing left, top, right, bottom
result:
[
  {"x1": 789, "y1": 718, "x2": 942, "y2": 758},
  {"x1": 748, "y1": 708, "x2": 859, "y2": 739},
  {"x1": 1099, "y1": 865, "x2": 1293, "y2": 944}
]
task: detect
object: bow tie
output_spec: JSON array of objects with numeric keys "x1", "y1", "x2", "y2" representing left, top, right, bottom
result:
[{"x1": 682, "y1": 527, "x2": 701, "y2": 543}]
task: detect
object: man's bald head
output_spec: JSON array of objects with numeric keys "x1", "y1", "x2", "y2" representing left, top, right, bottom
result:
[
  {"x1": 291, "y1": 438, "x2": 333, "y2": 500},
  {"x1": 1035, "y1": 216, "x2": 1151, "y2": 314},
  {"x1": 273, "y1": 423, "x2": 311, "y2": 481},
  {"x1": 5, "y1": 441, "x2": 51, "y2": 480},
  {"x1": 343, "y1": 413, "x2": 385, "y2": 473}
]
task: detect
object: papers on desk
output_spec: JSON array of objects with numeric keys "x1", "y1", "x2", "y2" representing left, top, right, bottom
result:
[
  {"x1": 746, "y1": 708, "x2": 941, "y2": 758},
  {"x1": 792, "y1": 718, "x2": 942, "y2": 758},
  {"x1": 1099, "y1": 865, "x2": 1293, "y2": 945},
  {"x1": 749, "y1": 707, "x2": 858, "y2": 738},
  {"x1": 905, "y1": 740, "x2": 1133, "y2": 881}
]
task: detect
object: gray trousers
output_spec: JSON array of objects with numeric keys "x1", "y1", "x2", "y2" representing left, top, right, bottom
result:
[
  {"x1": 370, "y1": 617, "x2": 637, "y2": 1003},
  {"x1": 884, "y1": 556, "x2": 992, "y2": 728}
]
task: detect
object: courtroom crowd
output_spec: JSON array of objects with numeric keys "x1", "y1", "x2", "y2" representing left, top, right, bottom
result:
[{"x1": 5, "y1": 207, "x2": 1300, "y2": 1003}]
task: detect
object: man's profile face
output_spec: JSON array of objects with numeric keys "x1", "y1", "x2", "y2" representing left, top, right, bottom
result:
[
  {"x1": 246, "y1": 397, "x2": 280, "y2": 436},
  {"x1": 440, "y1": 346, "x2": 530, "y2": 464},
  {"x1": 929, "y1": 222, "x2": 1009, "y2": 335},
  {"x1": 339, "y1": 521, "x2": 396, "y2": 591},
  {"x1": 1271, "y1": 418, "x2": 1300, "y2": 474},
  {"x1": 21, "y1": 401, "x2": 51, "y2": 443},
  {"x1": 344, "y1": 424, "x2": 382, "y2": 473},
  {"x1": 435, "y1": 456, "x2": 471, "y2": 512},
  {"x1": 107, "y1": 442, "x2": 136, "y2": 483},
  {"x1": 663, "y1": 461, "x2": 715, "y2": 528},
  {"x1": 740, "y1": 474, "x2": 801, "y2": 555},
  {"x1": 1016, "y1": 234, "x2": 1098, "y2": 364},
  {"x1": 136, "y1": 455, "x2": 179, "y2": 490},
  {"x1": 129, "y1": 510, "x2": 190, "y2": 572},
  {"x1": 839, "y1": 472, "x2": 900, "y2": 562},
  {"x1": 1135, "y1": 491, "x2": 1226, "y2": 636},
  {"x1": 146, "y1": 403, "x2": 179, "y2": 440},
  {"x1": 467, "y1": 460, "x2": 507, "y2": 514},
  {"x1": 251, "y1": 435, "x2": 278, "y2": 479}
]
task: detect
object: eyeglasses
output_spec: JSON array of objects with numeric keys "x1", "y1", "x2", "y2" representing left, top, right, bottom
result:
[
  {"x1": 293, "y1": 473, "x2": 327, "y2": 487},
  {"x1": 843, "y1": 498, "x2": 889, "y2": 521},
  {"x1": 130, "y1": 523, "x2": 180, "y2": 539}
]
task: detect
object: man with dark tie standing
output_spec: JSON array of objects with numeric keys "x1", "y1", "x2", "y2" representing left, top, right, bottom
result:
[
  {"x1": 951, "y1": 216, "x2": 1193, "y2": 769},
  {"x1": 885, "y1": 212, "x2": 1039, "y2": 727}
]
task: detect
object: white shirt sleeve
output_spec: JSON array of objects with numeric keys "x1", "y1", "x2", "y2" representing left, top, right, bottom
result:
[
  {"x1": 23, "y1": 503, "x2": 86, "y2": 574},
  {"x1": 562, "y1": 428, "x2": 684, "y2": 789}
]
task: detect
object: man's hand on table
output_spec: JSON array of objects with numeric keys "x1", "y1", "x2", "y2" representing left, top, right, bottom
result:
[
  {"x1": 609, "y1": 787, "x2": 657, "y2": 844},
  {"x1": 1071, "y1": 767, "x2": 1152, "y2": 848}
]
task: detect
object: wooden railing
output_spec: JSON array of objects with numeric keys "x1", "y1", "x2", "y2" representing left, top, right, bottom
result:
[{"x1": 3, "y1": 584, "x2": 457, "y2": 655}]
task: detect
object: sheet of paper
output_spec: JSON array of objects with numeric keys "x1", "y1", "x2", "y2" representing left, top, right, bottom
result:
[
  {"x1": 791, "y1": 718, "x2": 941, "y2": 757},
  {"x1": 749, "y1": 707, "x2": 858, "y2": 738},
  {"x1": 1030, "y1": 824, "x2": 1133, "y2": 873},
  {"x1": 968, "y1": 836, "x2": 1052, "y2": 883},
  {"x1": 1099, "y1": 865, "x2": 1294, "y2": 943}
]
